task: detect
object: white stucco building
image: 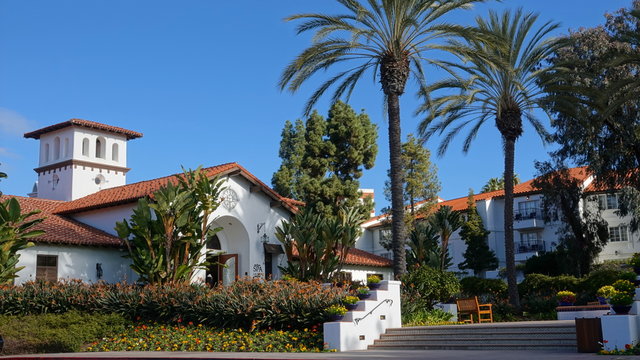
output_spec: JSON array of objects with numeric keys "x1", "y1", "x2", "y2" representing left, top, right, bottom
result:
[
  {"x1": 6, "y1": 119, "x2": 392, "y2": 285},
  {"x1": 358, "y1": 167, "x2": 637, "y2": 277}
]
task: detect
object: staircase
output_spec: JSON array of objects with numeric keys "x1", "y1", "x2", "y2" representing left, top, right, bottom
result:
[{"x1": 369, "y1": 320, "x2": 577, "y2": 351}]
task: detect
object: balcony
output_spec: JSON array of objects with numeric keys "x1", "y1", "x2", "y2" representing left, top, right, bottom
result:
[
  {"x1": 515, "y1": 241, "x2": 545, "y2": 261},
  {"x1": 514, "y1": 209, "x2": 545, "y2": 230}
]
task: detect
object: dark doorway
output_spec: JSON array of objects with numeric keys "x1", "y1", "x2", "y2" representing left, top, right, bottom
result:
[{"x1": 206, "y1": 234, "x2": 221, "y2": 287}]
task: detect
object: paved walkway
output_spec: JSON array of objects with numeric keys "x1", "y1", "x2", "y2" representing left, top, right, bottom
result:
[{"x1": 2, "y1": 350, "x2": 639, "y2": 360}]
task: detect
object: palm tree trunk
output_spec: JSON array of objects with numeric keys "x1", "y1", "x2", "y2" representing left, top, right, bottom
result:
[
  {"x1": 387, "y1": 93, "x2": 407, "y2": 278},
  {"x1": 503, "y1": 137, "x2": 521, "y2": 310}
]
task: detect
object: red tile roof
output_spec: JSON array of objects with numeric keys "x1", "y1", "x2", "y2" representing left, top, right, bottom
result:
[
  {"x1": 363, "y1": 167, "x2": 592, "y2": 228},
  {"x1": 54, "y1": 163, "x2": 300, "y2": 214},
  {"x1": 1, "y1": 195, "x2": 123, "y2": 247},
  {"x1": 345, "y1": 248, "x2": 392, "y2": 267},
  {"x1": 24, "y1": 118, "x2": 143, "y2": 140}
]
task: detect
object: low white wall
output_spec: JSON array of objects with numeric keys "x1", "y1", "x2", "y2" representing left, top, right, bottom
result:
[
  {"x1": 342, "y1": 265, "x2": 393, "y2": 283},
  {"x1": 15, "y1": 244, "x2": 134, "y2": 284},
  {"x1": 324, "y1": 280, "x2": 401, "y2": 351}
]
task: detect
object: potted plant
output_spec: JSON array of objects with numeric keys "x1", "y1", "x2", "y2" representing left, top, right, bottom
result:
[
  {"x1": 557, "y1": 290, "x2": 576, "y2": 306},
  {"x1": 325, "y1": 304, "x2": 347, "y2": 321},
  {"x1": 613, "y1": 279, "x2": 636, "y2": 296},
  {"x1": 597, "y1": 285, "x2": 616, "y2": 305},
  {"x1": 629, "y1": 253, "x2": 640, "y2": 275},
  {"x1": 357, "y1": 286, "x2": 371, "y2": 300},
  {"x1": 343, "y1": 295, "x2": 359, "y2": 311},
  {"x1": 367, "y1": 275, "x2": 382, "y2": 290},
  {"x1": 610, "y1": 291, "x2": 634, "y2": 315}
]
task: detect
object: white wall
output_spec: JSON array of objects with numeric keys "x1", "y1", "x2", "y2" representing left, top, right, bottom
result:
[
  {"x1": 15, "y1": 244, "x2": 134, "y2": 284},
  {"x1": 342, "y1": 265, "x2": 393, "y2": 283}
]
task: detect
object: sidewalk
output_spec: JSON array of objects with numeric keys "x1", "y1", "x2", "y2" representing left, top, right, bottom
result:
[{"x1": 2, "y1": 350, "x2": 639, "y2": 360}]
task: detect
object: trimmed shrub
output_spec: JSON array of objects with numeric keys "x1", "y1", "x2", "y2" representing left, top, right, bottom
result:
[
  {"x1": 518, "y1": 274, "x2": 579, "y2": 298},
  {"x1": 460, "y1": 277, "x2": 507, "y2": 301},
  {"x1": 401, "y1": 265, "x2": 461, "y2": 316},
  {"x1": 0, "y1": 311, "x2": 127, "y2": 355},
  {"x1": 0, "y1": 278, "x2": 346, "y2": 330}
]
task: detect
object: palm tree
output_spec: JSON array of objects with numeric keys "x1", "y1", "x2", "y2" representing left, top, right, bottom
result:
[
  {"x1": 407, "y1": 221, "x2": 440, "y2": 267},
  {"x1": 417, "y1": 9, "x2": 561, "y2": 308},
  {"x1": 429, "y1": 206, "x2": 462, "y2": 271},
  {"x1": 481, "y1": 174, "x2": 520, "y2": 193},
  {"x1": 279, "y1": 0, "x2": 486, "y2": 277}
]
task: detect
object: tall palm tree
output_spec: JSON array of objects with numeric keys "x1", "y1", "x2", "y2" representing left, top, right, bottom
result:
[
  {"x1": 429, "y1": 206, "x2": 462, "y2": 271},
  {"x1": 417, "y1": 9, "x2": 561, "y2": 308},
  {"x1": 279, "y1": 0, "x2": 486, "y2": 277}
]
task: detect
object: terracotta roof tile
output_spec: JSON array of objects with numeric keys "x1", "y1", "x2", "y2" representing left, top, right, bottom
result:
[
  {"x1": 24, "y1": 118, "x2": 143, "y2": 140},
  {"x1": 54, "y1": 163, "x2": 299, "y2": 214},
  {"x1": 344, "y1": 248, "x2": 392, "y2": 267},
  {"x1": 1, "y1": 195, "x2": 122, "y2": 247}
]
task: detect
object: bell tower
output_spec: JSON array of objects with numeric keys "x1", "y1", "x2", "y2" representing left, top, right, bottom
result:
[{"x1": 24, "y1": 119, "x2": 142, "y2": 201}]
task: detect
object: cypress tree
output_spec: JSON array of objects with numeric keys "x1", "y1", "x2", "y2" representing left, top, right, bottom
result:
[{"x1": 459, "y1": 189, "x2": 499, "y2": 276}]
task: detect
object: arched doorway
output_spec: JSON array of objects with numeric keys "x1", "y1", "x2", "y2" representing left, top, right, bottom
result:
[{"x1": 205, "y1": 216, "x2": 249, "y2": 286}]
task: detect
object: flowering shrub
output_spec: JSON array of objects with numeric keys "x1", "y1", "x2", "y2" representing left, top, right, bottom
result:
[
  {"x1": 629, "y1": 253, "x2": 640, "y2": 268},
  {"x1": 600, "y1": 342, "x2": 640, "y2": 355},
  {"x1": 367, "y1": 275, "x2": 381, "y2": 284},
  {"x1": 87, "y1": 322, "x2": 324, "y2": 352},
  {"x1": 0, "y1": 278, "x2": 347, "y2": 330},
  {"x1": 556, "y1": 290, "x2": 576, "y2": 303},
  {"x1": 357, "y1": 286, "x2": 370, "y2": 294},
  {"x1": 342, "y1": 296, "x2": 359, "y2": 305},
  {"x1": 613, "y1": 279, "x2": 636, "y2": 295},
  {"x1": 325, "y1": 305, "x2": 347, "y2": 316},
  {"x1": 596, "y1": 285, "x2": 616, "y2": 299},
  {"x1": 610, "y1": 291, "x2": 634, "y2": 306}
]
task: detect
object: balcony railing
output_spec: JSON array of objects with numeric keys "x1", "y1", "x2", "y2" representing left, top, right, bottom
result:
[
  {"x1": 516, "y1": 241, "x2": 545, "y2": 254},
  {"x1": 514, "y1": 209, "x2": 543, "y2": 221}
]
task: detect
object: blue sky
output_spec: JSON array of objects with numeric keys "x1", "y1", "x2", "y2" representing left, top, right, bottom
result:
[{"x1": 0, "y1": 0, "x2": 631, "y2": 213}]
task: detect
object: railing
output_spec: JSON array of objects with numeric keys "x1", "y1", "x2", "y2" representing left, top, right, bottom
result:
[
  {"x1": 516, "y1": 241, "x2": 545, "y2": 253},
  {"x1": 514, "y1": 209, "x2": 543, "y2": 221},
  {"x1": 354, "y1": 298, "x2": 393, "y2": 325}
]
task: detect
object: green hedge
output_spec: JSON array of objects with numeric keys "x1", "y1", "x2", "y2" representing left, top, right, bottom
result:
[
  {"x1": 0, "y1": 311, "x2": 127, "y2": 355},
  {"x1": 460, "y1": 277, "x2": 507, "y2": 301},
  {"x1": 0, "y1": 278, "x2": 346, "y2": 330}
]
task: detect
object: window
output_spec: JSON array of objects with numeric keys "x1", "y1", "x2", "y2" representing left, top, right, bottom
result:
[
  {"x1": 82, "y1": 138, "x2": 90, "y2": 156},
  {"x1": 517, "y1": 200, "x2": 540, "y2": 219},
  {"x1": 36, "y1": 255, "x2": 58, "y2": 282},
  {"x1": 95, "y1": 138, "x2": 105, "y2": 158},
  {"x1": 112, "y1": 143, "x2": 119, "y2": 161},
  {"x1": 520, "y1": 232, "x2": 542, "y2": 244},
  {"x1": 53, "y1": 137, "x2": 60, "y2": 159},
  {"x1": 44, "y1": 144, "x2": 50, "y2": 162},
  {"x1": 518, "y1": 232, "x2": 544, "y2": 253},
  {"x1": 64, "y1": 138, "x2": 70, "y2": 157},
  {"x1": 598, "y1": 194, "x2": 619, "y2": 210},
  {"x1": 609, "y1": 225, "x2": 629, "y2": 242}
]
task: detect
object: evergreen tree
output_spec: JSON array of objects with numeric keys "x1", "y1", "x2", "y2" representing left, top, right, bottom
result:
[
  {"x1": 384, "y1": 134, "x2": 441, "y2": 225},
  {"x1": 272, "y1": 102, "x2": 378, "y2": 219},
  {"x1": 459, "y1": 189, "x2": 499, "y2": 276}
]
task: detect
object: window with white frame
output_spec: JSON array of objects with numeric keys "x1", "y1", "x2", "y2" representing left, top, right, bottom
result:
[
  {"x1": 609, "y1": 225, "x2": 629, "y2": 242},
  {"x1": 517, "y1": 200, "x2": 540, "y2": 218},
  {"x1": 598, "y1": 193, "x2": 619, "y2": 210}
]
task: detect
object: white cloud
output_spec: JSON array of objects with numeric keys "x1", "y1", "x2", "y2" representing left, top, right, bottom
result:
[
  {"x1": 0, "y1": 108, "x2": 33, "y2": 136},
  {"x1": 0, "y1": 147, "x2": 19, "y2": 159}
]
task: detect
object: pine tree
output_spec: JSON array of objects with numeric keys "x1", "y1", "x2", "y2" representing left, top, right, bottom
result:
[
  {"x1": 272, "y1": 102, "x2": 378, "y2": 218},
  {"x1": 459, "y1": 189, "x2": 499, "y2": 276}
]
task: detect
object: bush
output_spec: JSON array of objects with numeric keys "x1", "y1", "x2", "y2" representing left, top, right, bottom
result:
[
  {"x1": 402, "y1": 308, "x2": 455, "y2": 327},
  {"x1": 518, "y1": 274, "x2": 579, "y2": 298},
  {"x1": 523, "y1": 250, "x2": 573, "y2": 276},
  {"x1": 579, "y1": 268, "x2": 636, "y2": 298},
  {"x1": 0, "y1": 311, "x2": 127, "y2": 355},
  {"x1": 0, "y1": 278, "x2": 347, "y2": 330},
  {"x1": 401, "y1": 265, "x2": 460, "y2": 317},
  {"x1": 87, "y1": 322, "x2": 324, "y2": 352},
  {"x1": 460, "y1": 277, "x2": 507, "y2": 302}
]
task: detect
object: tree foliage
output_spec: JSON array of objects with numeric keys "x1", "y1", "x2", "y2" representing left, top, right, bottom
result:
[
  {"x1": 280, "y1": 0, "x2": 486, "y2": 278},
  {"x1": 275, "y1": 206, "x2": 365, "y2": 282},
  {"x1": 0, "y1": 197, "x2": 45, "y2": 284},
  {"x1": 481, "y1": 174, "x2": 520, "y2": 193},
  {"x1": 272, "y1": 101, "x2": 377, "y2": 219},
  {"x1": 116, "y1": 167, "x2": 223, "y2": 284},
  {"x1": 532, "y1": 161, "x2": 609, "y2": 277},
  {"x1": 540, "y1": 1, "x2": 640, "y2": 229},
  {"x1": 429, "y1": 206, "x2": 462, "y2": 271},
  {"x1": 406, "y1": 221, "x2": 440, "y2": 268},
  {"x1": 384, "y1": 134, "x2": 441, "y2": 222},
  {"x1": 458, "y1": 190, "x2": 498, "y2": 276},
  {"x1": 418, "y1": 8, "x2": 561, "y2": 309}
]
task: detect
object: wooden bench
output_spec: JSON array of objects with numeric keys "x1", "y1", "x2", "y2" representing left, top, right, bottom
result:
[{"x1": 456, "y1": 296, "x2": 493, "y2": 323}]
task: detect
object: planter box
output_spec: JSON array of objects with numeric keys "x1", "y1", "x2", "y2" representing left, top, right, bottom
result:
[
  {"x1": 556, "y1": 305, "x2": 610, "y2": 320},
  {"x1": 601, "y1": 314, "x2": 640, "y2": 352}
]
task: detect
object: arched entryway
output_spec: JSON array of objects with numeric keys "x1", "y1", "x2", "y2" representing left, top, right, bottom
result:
[{"x1": 205, "y1": 215, "x2": 250, "y2": 286}]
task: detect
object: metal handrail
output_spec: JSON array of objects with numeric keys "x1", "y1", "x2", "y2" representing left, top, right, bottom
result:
[{"x1": 354, "y1": 298, "x2": 393, "y2": 325}]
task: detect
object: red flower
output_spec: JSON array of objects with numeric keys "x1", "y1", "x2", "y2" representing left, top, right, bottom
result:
[
  {"x1": 626, "y1": 344, "x2": 632, "y2": 350},
  {"x1": 603, "y1": 340, "x2": 609, "y2": 343}
]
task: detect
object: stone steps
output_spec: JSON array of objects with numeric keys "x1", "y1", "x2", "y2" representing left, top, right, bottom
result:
[{"x1": 369, "y1": 320, "x2": 577, "y2": 351}]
